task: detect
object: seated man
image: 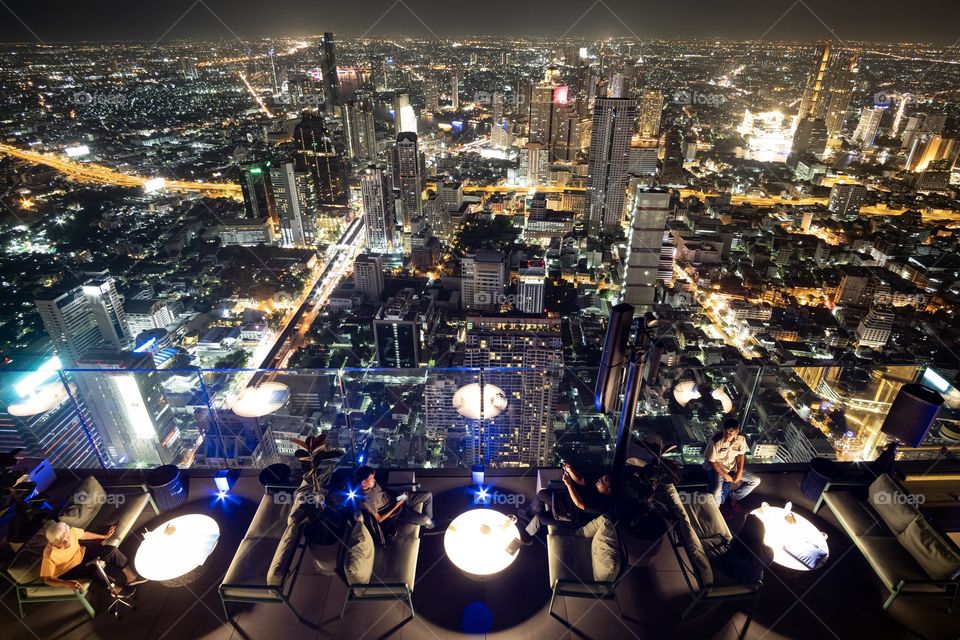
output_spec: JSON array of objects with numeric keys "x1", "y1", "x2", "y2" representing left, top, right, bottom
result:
[
  {"x1": 40, "y1": 521, "x2": 145, "y2": 595},
  {"x1": 355, "y1": 466, "x2": 435, "y2": 531},
  {"x1": 519, "y1": 463, "x2": 613, "y2": 544},
  {"x1": 704, "y1": 418, "x2": 761, "y2": 511}
]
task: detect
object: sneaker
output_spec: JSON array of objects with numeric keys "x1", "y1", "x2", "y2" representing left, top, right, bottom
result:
[
  {"x1": 422, "y1": 517, "x2": 435, "y2": 530},
  {"x1": 127, "y1": 577, "x2": 148, "y2": 587}
]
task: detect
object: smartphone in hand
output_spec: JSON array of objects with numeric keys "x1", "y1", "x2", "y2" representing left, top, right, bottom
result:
[{"x1": 396, "y1": 493, "x2": 409, "y2": 502}]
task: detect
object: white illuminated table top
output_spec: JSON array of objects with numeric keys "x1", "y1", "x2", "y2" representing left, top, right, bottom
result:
[
  {"x1": 231, "y1": 382, "x2": 290, "y2": 418},
  {"x1": 444, "y1": 508, "x2": 521, "y2": 577},
  {"x1": 750, "y1": 504, "x2": 829, "y2": 571},
  {"x1": 7, "y1": 382, "x2": 69, "y2": 417},
  {"x1": 135, "y1": 514, "x2": 220, "y2": 582},
  {"x1": 451, "y1": 383, "x2": 508, "y2": 420}
]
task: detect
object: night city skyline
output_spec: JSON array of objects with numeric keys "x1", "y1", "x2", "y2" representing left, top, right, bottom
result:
[{"x1": 0, "y1": 3, "x2": 959, "y2": 639}]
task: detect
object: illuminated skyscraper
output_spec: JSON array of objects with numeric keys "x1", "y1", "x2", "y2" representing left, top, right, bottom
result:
[
  {"x1": 824, "y1": 53, "x2": 858, "y2": 139},
  {"x1": 82, "y1": 274, "x2": 130, "y2": 350},
  {"x1": 792, "y1": 117, "x2": 829, "y2": 158},
  {"x1": 827, "y1": 183, "x2": 868, "y2": 220},
  {"x1": 852, "y1": 107, "x2": 884, "y2": 147},
  {"x1": 461, "y1": 249, "x2": 506, "y2": 310},
  {"x1": 517, "y1": 259, "x2": 546, "y2": 314},
  {"x1": 353, "y1": 253, "x2": 384, "y2": 303},
  {"x1": 341, "y1": 98, "x2": 377, "y2": 161},
  {"x1": 550, "y1": 100, "x2": 578, "y2": 162},
  {"x1": 270, "y1": 161, "x2": 316, "y2": 247},
  {"x1": 637, "y1": 89, "x2": 664, "y2": 139},
  {"x1": 394, "y1": 92, "x2": 418, "y2": 136},
  {"x1": 319, "y1": 32, "x2": 339, "y2": 111},
  {"x1": 463, "y1": 315, "x2": 563, "y2": 467},
  {"x1": 392, "y1": 132, "x2": 423, "y2": 234},
  {"x1": 35, "y1": 287, "x2": 105, "y2": 364},
  {"x1": 293, "y1": 114, "x2": 348, "y2": 205},
  {"x1": 520, "y1": 142, "x2": 550, "y2": 187},
  {"x1": 587, "y1": 97, "x2": 637, "y2": 232},
  {"x1": 0, "y1": 356, "x2": 108, "y2": 468},
  {"x1": 798, "y1": 41, "x2": 832, "y2": 120},
  {"x1": 623, "y1": 190, "x2": 671, "y2": 309},
  {"x1": 424, "y1": 76, "x2": 439, "y2": 113},
  {"x1": 451, "y1": 70, "x2": 459, "y2": 110},
  {"x1": 240, "y1": 161, "x2": 277, "y2": 223},
  {"x1": 73, "y1": 349, "x2": 179, "y2": 466},
  {"x1": 360, "y1": 167, "x2": 395, "y2": 253}
]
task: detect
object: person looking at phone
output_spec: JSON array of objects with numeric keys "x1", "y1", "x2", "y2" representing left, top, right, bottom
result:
[
  {"x1": 518, "y1": 462, "x2": 614, "y2": 544},
  {"x1": 40, "y1": 521, "x2": 146, "y2": 595},
  {"x1": 355, "y1": 465, "x2": 435, "y2": 529}
]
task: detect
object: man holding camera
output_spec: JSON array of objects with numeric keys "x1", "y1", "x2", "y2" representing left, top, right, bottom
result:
[
  {"x1": 354, "y1": 465, "x2": 435, "y2": 529},
  {"x1": 518, "y1": 462, "x2": 614, "y2": 545}
]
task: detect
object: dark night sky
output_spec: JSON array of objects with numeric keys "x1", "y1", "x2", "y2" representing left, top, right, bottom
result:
[{"x1": 0, "y1": 0, "x2": 958, "y2": 44}]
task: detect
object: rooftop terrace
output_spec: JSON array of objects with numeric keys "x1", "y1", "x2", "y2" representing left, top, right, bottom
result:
[{"x1": 1, "y1": 465, "x2": 957, "y2": 640}]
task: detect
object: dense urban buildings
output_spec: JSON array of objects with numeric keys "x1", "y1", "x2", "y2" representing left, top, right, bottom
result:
[{"x1": 1, "y1": 27, "x2": 959, "y2": 480}]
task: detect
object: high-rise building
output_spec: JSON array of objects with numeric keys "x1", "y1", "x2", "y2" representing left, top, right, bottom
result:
[
  {"x1": 517, "y1": 259, "x2": 546, "y2": 314},
  {"x1": 424, "y1": 76, "x2": 439, "y2": 113},
  {"x1": 392, "y1": 132, "x2": 423, "y2": 234},
  {"x1": 82, "y1": 274, "x2": 131, "y2": 350},
  {"x1": 394, "y1": 92, "x2": 418, "y2": 136},
  {"x1": 73, "y1": 349, "x2": 179, "y2": 466},
  {"x1": 293, "y1": 114, "x2": 348, "y2": 205},
  {"x1": 341, "y1": 98, "x2": 377, "y2": 161},
  {"x1": 637, "y1": 89, "x2": 664, "y2": 139},
  {"x1": 461, "y1": 249, "x2": 506, "y2": 310},
  {"x1": 550, "y1": 100, "x2": 578, "y2": 161},
  {"x1": 587, "y1": 98, "x2": 637, "y2": 232},
  {"x1": 240, "y1": 161, "x2": 276, "y2": 223},
  {"x1": 791, "y1": 117, "x2": 828, "y2": 159},
  {"x1": 827, "y1": 183, "x2": 868, "y2": 220},
  {"x1": 0, "y1": 355, "x2": 109, "y2": 468},
  {"x1": 451, "y1": 71, "x2": 459, "y2": 110},
  {"x1": 373, "y1": 289, "x2": 433, "y2": 368},
  {"x1": 353, "y1": 253, "x2": 384, "y2": 303},
  {"x1": 270, "y1": 161, "x2": 316, "y2": 247},
  {"x1": 623, "y1": 190, "x2": 671, "y2": 309},
  {"x1": 852, "y1": 107, "x2": 884, "y2": 147},
  {"x1": 463, "y1": 315, "x2": 563, "y2": 467},
  {"x1": 798, "y1": 41, "x2": 832, "y2": 120},
  {"x1": 319, "y1": 32, "x2": 339, "y2": 111},
  {"x1": 856, "y1": 307, "x2": 895, "y2": 349},
  {"x1": 519, "y1": 142, "x2": 550, "y2": 187},
  {"x1": 824, "y1": 53, "x2": 858, "y2": 139},
  {"x1": 528, "y1": 82, "x2": 570, "y2": 153},
  {"x1": 360, "y1": 167, "x2": 395, "y2": 253},
  {"x1": 34, "y1": 287, "x2": 103, "y2": 364}
]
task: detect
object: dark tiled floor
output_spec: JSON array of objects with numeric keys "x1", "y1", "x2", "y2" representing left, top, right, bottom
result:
[{"x1": 1, "y1": 469, "x2": 958, "y2": 640}]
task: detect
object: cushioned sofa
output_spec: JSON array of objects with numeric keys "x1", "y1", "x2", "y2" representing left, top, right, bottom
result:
[
  {"x1": 663, "y1": 484, "x2": 762, "y2": 640},
  {"x1": 546, "y1": 514, "x2": 624, "y2": 622},
  {"x1": 340, "y1": 503, "x2": 423, "y2": 620},
  {"x1": 3, "y1": 476, "x2": 157, "y2": 618},
  {"x1": 219, "y1": 486, "x2": 309, "y2": 623},
  {"x1": 814, "y1": 472, "x2": 960, "y2": 611}
]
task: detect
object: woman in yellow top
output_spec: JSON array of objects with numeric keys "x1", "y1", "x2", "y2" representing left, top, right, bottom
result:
[{"x1": 40, "y1": 522, "x2": 145, "y2": 594}]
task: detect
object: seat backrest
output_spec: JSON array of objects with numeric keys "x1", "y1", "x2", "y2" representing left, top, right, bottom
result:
[
  {"x1": 868, "y1": 473, "x2": 921, "y2": 536},
  {"x1": 58, "y1": 477, "x2": 105, "y2": 529},
  {"x1": 664, "y1": 484, "x2": 714, "y2": 588}
]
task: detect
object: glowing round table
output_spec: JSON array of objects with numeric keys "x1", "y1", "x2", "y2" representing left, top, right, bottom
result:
[
  {"x1": 135, "y1": 514, "x2": 220, "y2": 585},
  {"x1": 750, "y1": 504, "x2": 829, "y2": 571},
  {"x1": 444, "y1": 509, "x2": 521, "y2": 578}
]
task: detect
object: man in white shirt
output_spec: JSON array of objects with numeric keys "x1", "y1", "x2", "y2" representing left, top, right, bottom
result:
[{"x1": 704, "y1": 418, "x2": 761, "y2": 511}]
